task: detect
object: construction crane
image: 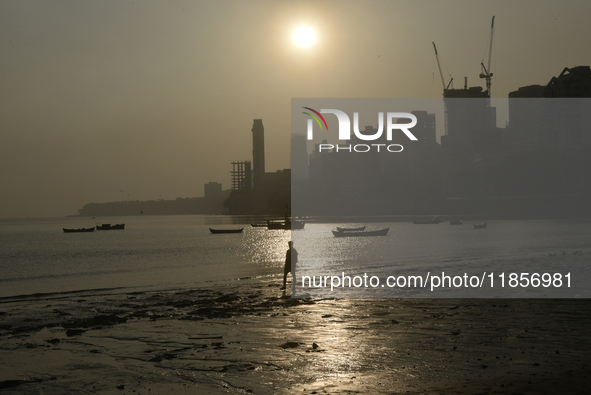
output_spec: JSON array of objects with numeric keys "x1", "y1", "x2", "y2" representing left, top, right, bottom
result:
[
  {"x1": 479, "y1": 16, "x2": 495, "y2": 95},
  {"x1": 432, "y1": 42, "x2": 453, "y2": 91}
]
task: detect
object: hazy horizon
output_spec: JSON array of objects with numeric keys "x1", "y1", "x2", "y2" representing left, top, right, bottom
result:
[{"x1": 2, "y1": 0, "x2": 590, "y2": 218}]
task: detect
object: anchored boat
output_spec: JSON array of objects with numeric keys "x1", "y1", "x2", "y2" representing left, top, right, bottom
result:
[
  {"x1": 332, "y1": 228, "x2": 389, "y2": 237},
  {"x1": 96, "y1": 223, "x2": 125, "y2": 230},
  {"x1": 63, "y1": 227, "x2": 95, "y2": 233},
  {"x1": 336, "y1": 226, "x2": 366, "y2": 232},
  {"x1": 209, "y1": 228, "x2": 244, "y2": 234}
]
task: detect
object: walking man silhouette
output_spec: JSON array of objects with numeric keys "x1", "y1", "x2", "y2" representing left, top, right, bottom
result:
[{"x1": 282, "y1": 241, "x2": 298, "y2": 290}]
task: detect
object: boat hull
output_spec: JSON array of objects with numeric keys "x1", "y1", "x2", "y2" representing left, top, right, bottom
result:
[
  {"x1": 209, "y1": 228, "x2": 244, "y2": 234},
  {"x1": 96, "y1": 224, "x2": 125, "y2": 230},
  {"x1": 336, "y1": 226, "x2": 366, "y2": 232},
  {"x1": 332, "y1": 228, "x2": 389, "y2": 237},
  {"x1": 63, "y1": 227, "x2": 95, "y2": 233}
]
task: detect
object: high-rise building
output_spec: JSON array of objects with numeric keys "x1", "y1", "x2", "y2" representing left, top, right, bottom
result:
[
  {"x1": 230, "y1": 161, "x2": 252, "y2": 191},
  {"x1": 506, "y1": 85, "x2": 545, "y2": 151},
  {"x1": 251, "y1": 119, "x2": 265, "y2": 189},
  {"x1": 440, "y1": 86, "x2": 500, "y2": 177},
  {"x1": 291, "y1": 134, "x2": 308, "y2": 182},
  {"x1": 544, "y1": 67, "x2": 591, "y2": 149},
  {"x1": 441, "y1": 87, "x2": 496, "y2": 150},
  {"x1": 410, "y1": 111, "x2": 436, "y2": 144},
  {"x1": 546, "y1": 66, "x2": 591, "y2": 98},
  {"x1": 506, "y1": 67, "x2": 591, "y2": 151}
]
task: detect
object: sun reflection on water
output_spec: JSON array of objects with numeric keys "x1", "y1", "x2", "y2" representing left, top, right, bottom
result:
[{"x1": 238, "y1": 228, "x2": 292, "y2": 269}]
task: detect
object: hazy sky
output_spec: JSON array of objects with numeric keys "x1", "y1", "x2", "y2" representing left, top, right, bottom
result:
[{"x1": 1, "y1": 0, "x2": 590, "y2": 218}]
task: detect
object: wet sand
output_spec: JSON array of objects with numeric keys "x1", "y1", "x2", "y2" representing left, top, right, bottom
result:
[{"x1": 1, "y1": 279, "x2": 590, "y2": 394}]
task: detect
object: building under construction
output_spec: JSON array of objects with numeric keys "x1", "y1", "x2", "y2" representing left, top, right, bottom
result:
[
  {"x1": 225, "y1": 119, "x2": 291, "y2": 214},
  {"x1": 230, "y1": 161, "x2": 252, "y2": 191},
  {"x1": 432, "y1": 16, "x2": 500, "y2": 169}
]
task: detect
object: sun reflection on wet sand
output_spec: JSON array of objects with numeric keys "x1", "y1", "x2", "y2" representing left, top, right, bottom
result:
[{"x1": 1, "y1": 281, "x2": 589, "y2": 393}]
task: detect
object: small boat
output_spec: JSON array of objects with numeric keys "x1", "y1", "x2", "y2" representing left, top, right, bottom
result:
[
  {"x1": 96, "y1": 223, "x2": 125, "y2": 230},
  {"x1": 413, "y1": 217, "x2": 443, "y2": 225},
  {"x1": 332, "y1": 228, "x2": 389, "y2": 237},
  {"x1": 209, "y1": 228, "x2": 244, "y2": 234},
  {"x1": 250, "y1": 223, "x2": 267, "y2": 227},
  {"x1": 474, "y1": 223, "x2": 487, "y2": 229},
  {"x1": 336, "y1": 226, "x2": 366, "y2": 232},
  {"x1": 63, "y1": 227, "x2": 95, "y2": 233},
  {"x1": 449, "y1": 220, "x2": 463, "y2": 225}
]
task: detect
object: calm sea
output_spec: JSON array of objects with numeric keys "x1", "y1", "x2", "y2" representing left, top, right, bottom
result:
[
  {"x1": 294, "y1": 219, "x2": 591, "y2": 298},
  {"x1": 1, "y1": 216, "x2": 590, "y2": 299},
  {"x1": 0, "y1": 215, "x2": 290, "y2": 298}
]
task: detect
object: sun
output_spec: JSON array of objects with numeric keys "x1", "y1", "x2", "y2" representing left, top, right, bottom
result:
[{"x1": 292, "y1": 25, "x2": 317, "y2": 48}]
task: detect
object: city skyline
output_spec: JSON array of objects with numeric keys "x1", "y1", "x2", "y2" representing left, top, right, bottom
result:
[{"x1": 2, "y1": 0, "x2": 591, "y2": 218}]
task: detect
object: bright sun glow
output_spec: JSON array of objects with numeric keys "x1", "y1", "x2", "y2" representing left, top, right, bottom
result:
[{"x1": 292, "y1": 25, "x2": 317, "y2": 48}]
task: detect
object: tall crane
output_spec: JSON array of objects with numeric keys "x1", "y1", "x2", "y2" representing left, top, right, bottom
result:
[
  {"x1": 479, "y1": 16, "x2": 495, "y2": 95},
  {"x1": 432, "y1": 42, "x2": 453, "y2": 91}
]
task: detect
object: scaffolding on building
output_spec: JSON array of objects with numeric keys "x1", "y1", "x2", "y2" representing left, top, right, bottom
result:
[{"x1": 230, "y1": 161, "x2": 252, "y2": 191}]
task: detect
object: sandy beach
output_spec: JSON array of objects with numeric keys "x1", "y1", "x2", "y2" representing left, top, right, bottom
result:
[{"x1": 1, "y1": 277, "x2": 590, "y2": 394}]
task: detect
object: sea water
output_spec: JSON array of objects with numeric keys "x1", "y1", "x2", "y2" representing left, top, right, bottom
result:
[
  {"x1": 293, "y1": 219, "x2": 591, "y2": 298},
  {"x1": 0, "y1": 215, "x2": 290, "y2": 298},
  {"x1": 1, "y1": 216, "x2": 590, "y2": 299}
]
